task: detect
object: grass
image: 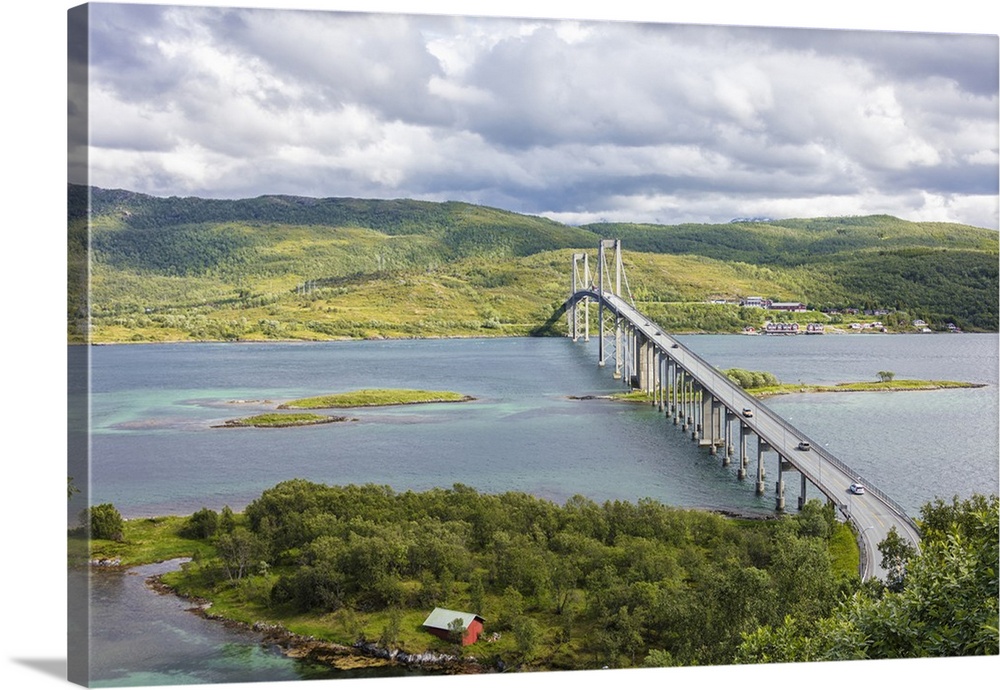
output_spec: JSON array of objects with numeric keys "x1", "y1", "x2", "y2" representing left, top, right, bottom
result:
[
  {"x1": 278, "y1": 388, "x2": 474, "y2": 409},
  {"x1": 747, "y1": 379, "x2": 982, "y2": 397},
  {"x1": 217, "y1": 412, "x2": 349, "y2": 427},
  {"x1": 72, "y1": 516, "x2": 210, "y2": 567},
  {"x1": 830, "y1": 522, "x2": 860, "y2": 579}
]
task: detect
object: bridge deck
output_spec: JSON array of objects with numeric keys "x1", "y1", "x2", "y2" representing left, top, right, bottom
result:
[{"x1": 572, "y1": 288, "x2": 921, "y2": 580}]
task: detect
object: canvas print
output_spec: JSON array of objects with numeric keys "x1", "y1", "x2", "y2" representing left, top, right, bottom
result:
[{"x1": 66, "y1": 2, "x2": 999, "y2": 688}]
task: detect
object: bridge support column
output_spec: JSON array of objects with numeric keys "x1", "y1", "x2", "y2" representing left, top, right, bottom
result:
[
  {"x1": 692, "y1": 383, "x2": 702, "y2": 442},
  {"x1": 798, "y1": 473, "x2": 808, "y2": 510},
  {"x1": 775, "y1": 456, "x2": 786, "y2": 512},
  {"x1": 657, "y1": 351, "x2": 664, "y2": 411},
  {"x1": 738, "y1": 424, "x2": 748, "y2": 479},
  {"x1": 722, "y1": 411, "x2": 734, "y2": 467},
  {"x1": 669, "y1": 359, "x2": 677, "y2": 419},
  {"x1": 708, "y1": 398, "x2": 720, "y2": 454},
  {"x1": 756, "y1": 439, "x2": 770, "y2": 495},
  {"x1": 679, "y1": 371, "x2": 688, "y2": 430}
]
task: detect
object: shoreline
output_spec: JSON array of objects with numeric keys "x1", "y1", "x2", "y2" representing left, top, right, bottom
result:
[
  {"x1": 75, "y1": 329, "x2": 997, "y2": 347},
  {"x1": 144, "y1": 572, "x2": 488, "y2": 675}
]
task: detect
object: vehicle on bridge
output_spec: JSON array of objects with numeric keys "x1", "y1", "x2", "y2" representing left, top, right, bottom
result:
[
  {"x1": 742, "y1": 408, "x2": 754, "y2": 418},
  {"x1": 850, "y1": 483, "x2": 866, "y2": 495},
  {"x1": 797, "y1": 441, "x2": 812, "y2": 451}
]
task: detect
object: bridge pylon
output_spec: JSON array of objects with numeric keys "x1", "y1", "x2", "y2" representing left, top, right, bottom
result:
[
  {"x1": 597, "y1": 239, "x2": 625, "y2": 375},
  {"x1": 569, "y1": 253, "x2": 590, "y2": 342}
]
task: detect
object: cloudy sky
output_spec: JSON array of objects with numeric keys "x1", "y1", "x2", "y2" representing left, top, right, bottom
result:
[{"x1": 71, "y1": 1, "x2": 999, "y2": 229}]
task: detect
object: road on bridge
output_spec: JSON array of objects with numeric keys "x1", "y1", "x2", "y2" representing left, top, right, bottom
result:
[{"x1": 576, "y1": 288, "x2": 922, "y2": 581}]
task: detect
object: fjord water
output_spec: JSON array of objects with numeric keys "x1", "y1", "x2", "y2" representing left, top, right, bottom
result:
[
  {"x1": 76, "y1": 334, "x2": 998, "y2": 686},
  {"x1": 83, "y1": 333, "x2": 998, "y2": 519}
]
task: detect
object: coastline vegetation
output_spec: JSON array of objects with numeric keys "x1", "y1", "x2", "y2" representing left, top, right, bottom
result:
[
  {"x1": 79, "y1": 484, "x2": 998, "y2": 670},
  {"x1": 218, "y1": 413, "x2": 350, "y2": 428},
  {"x1": 609, "y1": 377, "x2": 981, "y2": 403},
  {"x1": 278, "y1": 389, "x2": 473, "y2": 409}
]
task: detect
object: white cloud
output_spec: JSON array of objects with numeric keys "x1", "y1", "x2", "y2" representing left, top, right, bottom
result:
[{"x1": 80, "y1": 4, "x2": 998, "y2": 229}]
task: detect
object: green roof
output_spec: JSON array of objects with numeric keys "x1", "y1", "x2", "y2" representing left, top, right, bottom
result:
[{"x1": 421, "y1": 607, "x2": 483, "y2": 631}]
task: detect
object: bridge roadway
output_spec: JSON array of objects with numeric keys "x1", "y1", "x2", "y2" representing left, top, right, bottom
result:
[{"x1": 571, "y1": 288, "x2": 922, "y2": 581}]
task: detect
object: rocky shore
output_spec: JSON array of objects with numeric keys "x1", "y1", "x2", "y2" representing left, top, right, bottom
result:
[{"x1": 145, "y1": 575, "x2": 488, "y2": 674}]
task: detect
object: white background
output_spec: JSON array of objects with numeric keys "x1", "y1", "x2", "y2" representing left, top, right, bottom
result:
[{"x1": 2, "y1": 2, "x2": 997, "y2": 689}]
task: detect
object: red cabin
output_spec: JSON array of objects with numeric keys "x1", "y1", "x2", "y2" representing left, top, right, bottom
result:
[{"x1": 421, "y1": 607, "x2": 485, "y2": 646}]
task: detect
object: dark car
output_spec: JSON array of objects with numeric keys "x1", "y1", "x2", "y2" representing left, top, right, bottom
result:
[{"x1": 797, "y1": 441, "x2": 811, "y2": 451}]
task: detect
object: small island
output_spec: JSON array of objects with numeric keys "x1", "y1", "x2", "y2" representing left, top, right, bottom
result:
[
  {"x1": 278, "y1": 388, "x2": 475, "y2": 409},
  {"x1": 215, "y1": 413, "x2": 352, "y2": 428},
  {"x1": 599, "y1": 368, "x2": 983, "y2": 403},
  {"x1": 745, "y1": 379, "x2": 985, "y2": 398}
]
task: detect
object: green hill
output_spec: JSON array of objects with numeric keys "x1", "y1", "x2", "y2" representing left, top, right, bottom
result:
[{"x1": 69, "y1": 185, "x2": 998, "y2": 343}]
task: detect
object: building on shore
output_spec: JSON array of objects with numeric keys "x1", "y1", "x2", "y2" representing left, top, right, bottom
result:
[
  {"x1": 765, "y1": 322, "x2": 800, "y2": 335},
  {"x1": 421, "y1": 608, "x2": 485, "y2": 646}
]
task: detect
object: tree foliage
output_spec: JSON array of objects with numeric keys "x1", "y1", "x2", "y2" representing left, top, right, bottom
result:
[
  {"x1": 211, "y1": 481, "x2": 853, "y2": 667},
  {"x1": 85, "y1": 503, "x2": 124, "y2": 541},
  {"x1": 736, "y1": 493, "x2": 999, "y2": 663}
]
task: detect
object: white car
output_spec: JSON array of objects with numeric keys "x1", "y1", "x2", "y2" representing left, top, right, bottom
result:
[{"x1": 849, "y1": 483, "x2": 866, "y2": 495}]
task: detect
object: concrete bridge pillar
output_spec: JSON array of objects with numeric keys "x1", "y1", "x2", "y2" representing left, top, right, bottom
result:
[
  {"x1": 798, "y1": 473, "x2": 808, "y2": 510},
  {"x1": 738, "y1": 424, "x2": 748, "y2": 479},
  {"x1": 655, "y1": 351, "x2": 662, "y2": 410},
  {"x1": 776, "y1": 456, "x2": 786, "y2": 511},
  {"x1": 723, "y1": 411, "x2": 734, "y2": 467},
  {"x1": 756, "y1": 439, "x2": 770, "y2": 495},
  {"x1": 692, "y1": 383, "x2": 702, "y2": 442},
  {"x1": 708, "y1": 398, "x2": 721, "y2": 454},
  {"x1": 680, "y1": 371, "x2": 688, "y2": 430}
]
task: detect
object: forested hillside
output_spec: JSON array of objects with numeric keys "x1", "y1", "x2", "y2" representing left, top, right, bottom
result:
[{"x1": 69, "y1": 185, "x2": 998, "y2": 342}]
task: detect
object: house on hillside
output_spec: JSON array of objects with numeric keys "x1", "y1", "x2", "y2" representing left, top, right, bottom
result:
[
  {"x1": 770, "y1": 302, "x2": 807, "y2": 312},
  {"x1": 421, "y1": 607, "x2": 485, "y2": 646}
]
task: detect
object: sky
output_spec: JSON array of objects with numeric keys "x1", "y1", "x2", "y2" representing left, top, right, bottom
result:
[{"x1": 70, "y1": 1, "x2": 999, "y2": 229}]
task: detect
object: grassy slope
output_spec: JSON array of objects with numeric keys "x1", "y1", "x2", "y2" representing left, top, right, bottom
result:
[{"x1": 75, "y1": 186, "x2": 999, "y2": 342}]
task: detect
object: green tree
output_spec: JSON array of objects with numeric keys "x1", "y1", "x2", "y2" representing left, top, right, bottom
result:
[
  {"x1": 219, "y1": 505, "x2": 236, "y2": 533},
  {"x1": 877, "y1": 370, "x2": 895, "y2": 382},
  {"x1": 447, "y1": 617, "x2": 467, "y2": 646},
  {"x1": 512, "y1": 616, "x2": 542, "y2": 663},
  {"x1": 181, "y1": 507, "x2": 219, "y2": 539},
  {"x1": 378, "y1": 608, "x2": 402, "y2": 649},
  {"x1": 215, "y1": 527, "x2": 262, "y2": 581},
  {"x1": 86, "y1": 503, "x2": 124, "y2": 541},
  {"x1": 877, "y1": 526, "x2": 918, "y2": 592},
  {"x1": 468, "y1": 571, "x2": 486, "y2": 614},
  {"x1": 736, "y1": 493, "x2": 999, "y2": 662}
]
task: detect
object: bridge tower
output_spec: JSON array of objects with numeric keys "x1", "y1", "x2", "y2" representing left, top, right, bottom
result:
[{"x1": 569, "y1": 253, "x2": 591, "y2": 342}]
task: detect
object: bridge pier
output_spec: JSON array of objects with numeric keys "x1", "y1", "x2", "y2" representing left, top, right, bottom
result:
[
  {"x1": 756, "y1": 439, "x2": 770, "y2": 495},
  {"x1": 776, "y1": 455, "x2": 788, "y2": 512},
  {"x1": 723, "y1": 411, "x2": 734, "y2": 467},
  {"x1": 798, "y1": 473, "x2": 808, "y2": 510},
  {"x1": 692, "y1": 383, "x2": 702, "y2": 442},
  {"x1": 738, "y1": 423, "x2": 748, "y2": 479}
]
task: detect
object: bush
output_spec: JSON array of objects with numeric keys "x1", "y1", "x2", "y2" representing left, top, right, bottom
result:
[
  {"x1": 723, "y1": 368, "x2": 779, "y2": 389},
  {"x1": 86, "y1": 503, "x2": 124, "y2": 541},
  {"x1": 181, "y1": 507, "x2": 219, "y2": 539}
]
